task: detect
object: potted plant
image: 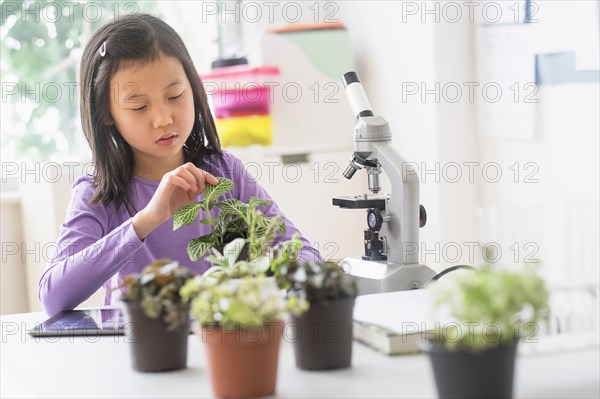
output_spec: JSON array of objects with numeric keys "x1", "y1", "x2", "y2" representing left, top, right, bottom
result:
[
  {"x1": 180, "y1": 274, "x2": 307, "y2": 399},
  {"x1": 174, "y1": 176, "x2": 308, "y2": 396},
  {"x1": 421, "y1": 264, "x2": 549, "y2": 399},
  {"x1": 173, "y1": 177, "x2": 286, "y2": 264},
  {"x1": 274, "y1": 260, "x2": 358, "y2": 370},
  {"x1": 119, "y1": 259, "x2": 194, "y2": 372}
]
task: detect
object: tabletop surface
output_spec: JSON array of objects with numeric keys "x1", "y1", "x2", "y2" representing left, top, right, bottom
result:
[{"x1": 1, "y1": 311, "x2": 599, "y2": 398}]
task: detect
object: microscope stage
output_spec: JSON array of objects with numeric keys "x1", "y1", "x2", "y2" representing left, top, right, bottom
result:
[{"x1": 332, "y1": 194, "x2": 388, "y2": 210}]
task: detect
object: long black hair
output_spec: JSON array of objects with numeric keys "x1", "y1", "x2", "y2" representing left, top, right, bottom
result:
[{"x1": 80, "y1": 13, "x2": 221, "y2": 214}]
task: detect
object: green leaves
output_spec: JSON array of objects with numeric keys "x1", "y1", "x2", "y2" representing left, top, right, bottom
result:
[
  {"x1": 173, "y1": 203, "x2": 202, "y2": 230},
  {"x1": 274, "y1": 258, "x2": 358, "y2": 304},
  {"x1": 141, "y1": 296, "x2": 162, "y2": 319},
  {"x1": 173, "y1": 177, "x2": 234, "y2": 231},
  {"x1": 204, "y1": 177, "x2": 234, "y2": 207},
  {"x1": 173, "y1": 176, "x2": 295, "y2": 267},
  {"x1": 216, "y1": 198, "x2": 248, "y2": 216},
  {"x1": 249, "y1": 197, "x2": 272, "y2": 209},
  {"x1": 174, "y1": 176, "x2": 236, "y2": 261},
  {"x1": 119, "y1": 259, "x2": 194, "y2": 331},
  {"x1": 428, "y1": 264, "x2": 549, "y2": 351},
  {"x1": 259, "y1": 216, "x2": 284, "y2": 255},
  {"x1": 180, "y1": 275, "x2": 308, "y2": 328},
  {"x1": 187, "y1": 237, "x2": 214, "y2": 262}
]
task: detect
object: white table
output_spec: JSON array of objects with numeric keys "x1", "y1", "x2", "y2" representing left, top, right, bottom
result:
[{"x1": 1, "y1": 312, "x2": 599, "y2": 398}]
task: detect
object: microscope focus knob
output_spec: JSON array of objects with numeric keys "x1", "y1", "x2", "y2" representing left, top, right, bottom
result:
[
  {"x1": 420, "y1": 204, "x2": 427, "y2": 228},
  {"x1": 367, "y1": 208, "x2": 383, "y2": 231}
]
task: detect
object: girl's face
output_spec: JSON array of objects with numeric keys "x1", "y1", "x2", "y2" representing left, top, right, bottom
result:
[{"x1": 108, "y1": 53, "x2": 195, "y2": 173}]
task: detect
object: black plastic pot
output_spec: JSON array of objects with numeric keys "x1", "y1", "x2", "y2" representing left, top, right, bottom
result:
[
  {"x1": 216, "y1": 236, "x2": 249, "y2": 263},
  {"x1": 421, "y1": 340, "x2": 518, "y2": 399},
  {"x1": 291, "y1": 297, "x2": 355, "y2": 370},
  {"x1": 121, "y1": 302, "x2": 190, "y2": 372}
]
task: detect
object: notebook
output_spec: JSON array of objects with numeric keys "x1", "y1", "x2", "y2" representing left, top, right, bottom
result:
[{"x1": 353, "y1": 289, "x2": 438, "y2": 355}]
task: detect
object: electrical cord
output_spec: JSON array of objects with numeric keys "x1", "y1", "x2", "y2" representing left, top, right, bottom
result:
[{"x1": 423, "y1": 265, "x2": 476, "y2": 288}]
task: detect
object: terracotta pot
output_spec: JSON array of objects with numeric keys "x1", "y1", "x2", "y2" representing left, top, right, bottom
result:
[
  {"x1": 121, "y1": 302, "x2": 190, "y2": 372},
  {"x1": 421, "y1": 340, "x2": 518, "y2": 399},
  {"x1": 202, "y1": 321, "x2": 284, "y2": 399},
  {"x1": 291, "y1": 297, "x2": 355, "y2": 370}
]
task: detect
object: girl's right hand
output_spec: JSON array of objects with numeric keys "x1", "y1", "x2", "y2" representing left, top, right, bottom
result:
[{"x1": 132, "y1": 162, "x2": 219, "y2": 240}]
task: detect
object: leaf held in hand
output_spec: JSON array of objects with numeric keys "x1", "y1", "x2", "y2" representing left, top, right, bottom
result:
[{"x1": 173, "y1": 202, "x2": 202, "y2": 230}]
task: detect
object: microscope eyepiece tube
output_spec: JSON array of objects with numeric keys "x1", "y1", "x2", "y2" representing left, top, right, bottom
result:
[{"x1": 342, "y1": 71, "x2": 374, "y2": 118}]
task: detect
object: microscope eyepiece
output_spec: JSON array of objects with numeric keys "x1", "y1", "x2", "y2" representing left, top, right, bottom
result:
[
  {"x1": 342, "y1": 71, "x2": 374, "y2": 118},
  {"x1": 342, "y1": 72, "x2": 360, "y2": 88}
]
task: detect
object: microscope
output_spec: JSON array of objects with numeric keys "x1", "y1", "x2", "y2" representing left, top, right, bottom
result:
[{"x1": 333, "y1": 72, "x2": 436, "y2": 295}]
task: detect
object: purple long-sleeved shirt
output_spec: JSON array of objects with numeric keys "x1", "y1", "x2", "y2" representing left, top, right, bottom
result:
[{"x1": 38, "y1": 151, "x2": 323, "y2": 316}]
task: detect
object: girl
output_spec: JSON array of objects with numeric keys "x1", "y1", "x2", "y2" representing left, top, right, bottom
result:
[{"x1": 38, "y1": 13, "x2": 322, "y2": 317}]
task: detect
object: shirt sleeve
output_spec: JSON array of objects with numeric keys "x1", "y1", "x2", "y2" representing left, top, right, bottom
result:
[
  {"x1": 219, "y1": 151, "x2": 324, "y2": 263},
  {"x1": 38, "y1": 176, "x2": 144, "y2": 317}
]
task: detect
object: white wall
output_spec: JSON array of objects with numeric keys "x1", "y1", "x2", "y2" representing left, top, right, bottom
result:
[
  {"x1": 14, "y1": 165, "x2": 104, "y2": 314},
  {"x1": 0, "y1": 192, "x2": 29, "y2": 314},
  {"x1": 432, "y1": 9, "x2": 481, "y2": 266},
  {"x1": 479, "y1": 83, "x2": 600, "y2": 284}
]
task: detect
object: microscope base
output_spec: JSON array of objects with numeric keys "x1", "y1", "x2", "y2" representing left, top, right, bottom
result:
[{"x1": 340, "y1": 258, "x2": 436, "y2": 295}]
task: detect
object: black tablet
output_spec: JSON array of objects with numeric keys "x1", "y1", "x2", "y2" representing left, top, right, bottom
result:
[{"x1": 28, "y1": 307, "x2": 124, "y2": 337}]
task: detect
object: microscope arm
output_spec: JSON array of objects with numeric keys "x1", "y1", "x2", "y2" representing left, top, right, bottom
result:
[{"x1": 371, "y1": 142, "x2": 420, "y2": 265}]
